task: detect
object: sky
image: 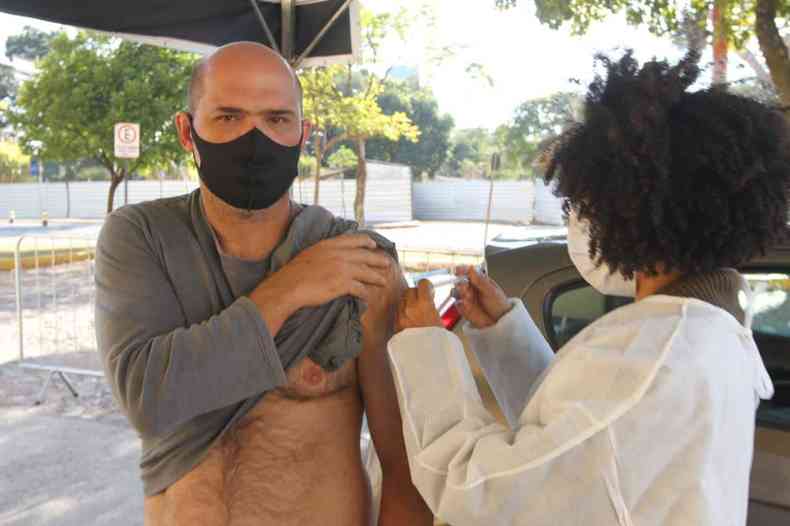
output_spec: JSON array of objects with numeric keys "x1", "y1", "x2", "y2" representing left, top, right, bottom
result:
[{"x1": 0, "y1": 1, "x2": 756, "y2": 130}]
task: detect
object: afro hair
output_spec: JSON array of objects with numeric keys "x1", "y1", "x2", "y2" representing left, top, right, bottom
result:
[{"x1": 545, "y1": 51, "x2": 790, "y2": 279}]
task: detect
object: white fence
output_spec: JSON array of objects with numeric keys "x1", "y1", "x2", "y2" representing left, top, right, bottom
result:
[
  {"x1": 533, "y1": 180, "x2": 565, "y2": 225},
  {"x1": 0, "y1": 166, "x2": 567, "y2": 226},
  {"x1": 291, "y1": 161, "x2": 413, "y2": 223},
  {"x1": 0, "y1": 162, "x2": 413, "y2": 224},
  {"x1": 412, "y1": 179, "x2": 564, "y2": 225}
]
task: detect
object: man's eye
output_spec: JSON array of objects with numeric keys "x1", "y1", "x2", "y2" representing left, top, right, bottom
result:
[
  {"x1": 218, "y1": 115, "x2": 238, "y2": 122},
  {"x1": 269, "y1": 116, "x2": 286, "y2": 124}
]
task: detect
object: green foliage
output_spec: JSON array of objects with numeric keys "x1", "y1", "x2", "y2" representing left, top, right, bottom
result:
[
  {"x1": 505, "y1": 91, "x2": 581, "y2": 169},
  {"x1": 10, "y1": 32, "x2": 196, "y2": 179},
  {"x1": 0, "y1": 65, "x2": 17, "y2": 101},
  {"x1": 75, "y1": 163, "x2": 111, "y2": 181},
  {"x1": 299, "y1": 153, "x2": 317, "y2": 178},
  {"x1": 5, "y1": 26, "x2": 56, "y2": 61},
  {"x1": 0, "y1": 65, "x2": 17, "y2": 127},
  {"x1": 503, "y1": 1, "x2": 790, "y2": 50},
  {"x1": 436, "y1": 91, "x2": 579, "y2": 180},
  {"x1": 442, "y1": 127, "x2": 514, "y2": 179},
  {"x1": 327, "y1": 145, "x2": 358, "y2": 170},
  {"x1": 300, "y1": 9, "x2": 420, "y2": 166},
  {"x1": 0, "y1": 140, "x2": 31, "y2": 182},
  {"x1": 366, "y1": 81, "x2": 454, "y2": 178}
]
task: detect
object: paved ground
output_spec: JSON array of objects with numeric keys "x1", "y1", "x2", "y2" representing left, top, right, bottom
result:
[{"x1": 0, "y1": 364, "x2": 142, "y2": 526}]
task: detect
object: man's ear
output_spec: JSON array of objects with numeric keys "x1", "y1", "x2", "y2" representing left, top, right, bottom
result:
[
  {"x1": 174, "y1": 112, "x2": 195, "y2": 153},
  {"x1": 300, "y1": 120, "x2": 313, "y2": 149}
]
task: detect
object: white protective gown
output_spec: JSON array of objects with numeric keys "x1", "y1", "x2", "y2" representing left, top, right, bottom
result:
[{"x1": 387, "y1": 296, "x2": 774, "y2": 526}]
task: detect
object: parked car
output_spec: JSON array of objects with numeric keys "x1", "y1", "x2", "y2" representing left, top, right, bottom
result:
[{"x1": 438, "y1": 239, "x2": 789, "y2": 525}]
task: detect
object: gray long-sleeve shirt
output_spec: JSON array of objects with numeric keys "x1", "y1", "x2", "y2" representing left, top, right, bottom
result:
[{"x1": 94, "y1": 190, "x2": 395, "y2": 496}]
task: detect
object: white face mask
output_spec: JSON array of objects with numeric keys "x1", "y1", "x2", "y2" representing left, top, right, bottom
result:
[{"x1": 567, "y1": 210, "x2": 636, "y2": 297}]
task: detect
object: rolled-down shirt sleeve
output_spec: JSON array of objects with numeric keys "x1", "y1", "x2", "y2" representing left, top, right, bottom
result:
[
  {"x1": 463, "y1": 299, "x2": 554, "y2": 427},
  {"x1": 387, "y1": 327, "x2": 621, "y2": 526},
  {"x1": 94, "y1": 212, "x2": 287, "y2": 438}
]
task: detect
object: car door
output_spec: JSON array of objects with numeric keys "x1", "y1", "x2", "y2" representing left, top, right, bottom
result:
[{"x1": 483, "y1": 242, "x2": 790, "y2": 525}]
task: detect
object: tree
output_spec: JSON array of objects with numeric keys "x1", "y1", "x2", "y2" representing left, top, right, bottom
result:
[
  {"x1": 497, "y1": 1, "x2": 790, "y2": 115},
  {"x1": 300, "y1": 65, "x2": 351, "y2": 205},
  {"x1": 339, "y1": 77, "x2": 419, "y2": 225},
  {"x1": 10, "y1": 32, "x2": 196, "y2": 213},
  {"x1": 327, "y1": 145, "x2": 358, "y2": 175},
  {"x1": 443, "y1": 128, "x2": 497, "y2": 179},
  {"x1": 0, "y1": 140, "x2": 31, "y2": 183},
  {"x1": 755, "y1": 0, "x2": 790, "y2": 111},
  {"x1": 5, "y1": 26, "x2": 56, "y2": 61},
  {"x1": 366, "y1": 81, "x2": 454, "y2": 179},
  {"x1": 504, "y1": 91, "x2": 581, "y2": 171},
  {"x1": 0, "y1": 66, "x2": 16, "y2": 101},
  {"x1": 0, "y1": 65, "x2": 17, "y2": 127},
  {"x1": 301, "y1": 8, "x2": 420, "y2": 225}
]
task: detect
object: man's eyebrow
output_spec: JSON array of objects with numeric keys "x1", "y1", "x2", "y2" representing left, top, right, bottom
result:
[
  {"x1": 266, "y1": 109, "x2": 297, "y2": 117},
  {"x1": 212, "y1": 107, "x2": 297, "y2": 116},
  {"x1": 214, "y1": 106, "x2": 245, "y2": 114}
]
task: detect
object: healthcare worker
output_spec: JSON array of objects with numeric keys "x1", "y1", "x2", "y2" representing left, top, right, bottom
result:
[{"x1": 387, "y1": 51, "x2": 787, "y2": 526}]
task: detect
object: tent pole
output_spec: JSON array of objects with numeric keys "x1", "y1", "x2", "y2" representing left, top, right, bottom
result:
[
  {"x1": 281, "y1": 0, "x2": 296, "y2": 62},
  {"x1": 249, "y1": 0, "x2": 280, "y2": 53}
]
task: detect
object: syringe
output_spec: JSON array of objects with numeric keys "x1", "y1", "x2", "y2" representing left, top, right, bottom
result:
[{"x1": 426, "y1": 274, "x2": 470, "y2": 288}]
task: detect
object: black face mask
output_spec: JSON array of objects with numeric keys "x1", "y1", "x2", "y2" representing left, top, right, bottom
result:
[{"x1": 188, "y1": 114, "x2": 302, "y2": 210}]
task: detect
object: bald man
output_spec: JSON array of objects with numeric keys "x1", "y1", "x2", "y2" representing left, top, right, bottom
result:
[{"x1": 94, "y1": 42, "x2": 432, "y2": 526}]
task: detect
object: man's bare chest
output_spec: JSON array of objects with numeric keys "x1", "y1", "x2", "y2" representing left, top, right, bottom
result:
[{"x1": 147, "y1": 358, "x2": 369, "y2": 526}]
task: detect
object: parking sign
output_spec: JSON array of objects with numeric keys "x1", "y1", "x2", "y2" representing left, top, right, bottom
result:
[{"x1": 114, "y1": 123, "x2": 140, "y2": 159}]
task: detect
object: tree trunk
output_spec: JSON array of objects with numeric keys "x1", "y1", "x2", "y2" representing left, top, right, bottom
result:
[
  {"x1": 314, "y1": 134, "x2": 323, "y2": 205},
  {"x1": 711, "y1": 0, "x2": 728, "y2": 85},
  {"x1": 354, "y1": 138, "x2": 367, "y2": 226},
  {"x1": 106, "y1": 169, "x2": 125, "y2": 214},
  {"x1": 756, "y1": 0, "x2": 790, "y2": 112}
]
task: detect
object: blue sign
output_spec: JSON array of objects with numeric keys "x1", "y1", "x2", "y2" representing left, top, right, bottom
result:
[{"x1": 30, "y1": 159, "x2": 39, "y2": 178}]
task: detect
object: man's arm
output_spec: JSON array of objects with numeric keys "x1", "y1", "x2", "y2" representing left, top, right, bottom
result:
[
  {"x1": 357, "y1": 259, "x2": 433, "y2": 526},
  {"x1": 95, "y1": 212, "x2": 287, "y2": 438},
  {"x1": 96, "y1": 213, "x2": 393, "y2": 439}
]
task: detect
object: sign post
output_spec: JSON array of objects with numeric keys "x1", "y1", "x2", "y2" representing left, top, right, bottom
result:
[{"x1": 114, "y1": 123, "x2": 140, "y2": 206}]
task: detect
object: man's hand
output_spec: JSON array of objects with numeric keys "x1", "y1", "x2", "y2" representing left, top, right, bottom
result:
[
  {"x1": 453, "y1": 266, "x2": 510, "y2": 329},
  {"x1": 249, "y1": 234, "x2": 392, "y2": 335},
  {"x1": 395, "y1": 280, "x2": 443, "y2": 333}
]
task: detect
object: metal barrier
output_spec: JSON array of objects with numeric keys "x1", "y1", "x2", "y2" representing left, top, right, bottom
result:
[
  {"x1": 8, "y1": 237, "x2": 483, "y2": 405},
  {"x1": 11, "y1": 235, "x2": 101, "y2": 404}
]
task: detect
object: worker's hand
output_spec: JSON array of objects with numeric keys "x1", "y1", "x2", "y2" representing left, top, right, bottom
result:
[
  {"x1": 395, "y1": 279, "x2": 443, "y2": 333},
  {"x1": 250, "y1": 234, "x2": 392, "y2": 335},
  {"x1": 453, "y1": 266, "x2": 510, "y2": 329}
]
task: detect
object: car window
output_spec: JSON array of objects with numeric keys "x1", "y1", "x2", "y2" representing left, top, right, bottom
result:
[
  {"x1": 547, "y1": 274, "x2": 790, "y2": 429},
  {"x1": 547, "y1": 282, "x2": 631, "y2": 348},
  {"x1": 745, "y1": 273, "x2": 790, "y2": 429}
]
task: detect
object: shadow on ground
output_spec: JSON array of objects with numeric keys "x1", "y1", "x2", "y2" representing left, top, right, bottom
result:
[{"x1": 0, "y1": 363, "x2": 142, "y2": 526}]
